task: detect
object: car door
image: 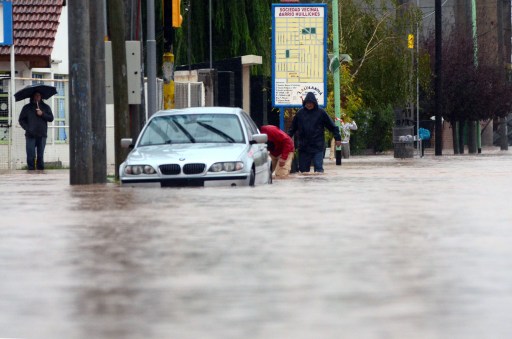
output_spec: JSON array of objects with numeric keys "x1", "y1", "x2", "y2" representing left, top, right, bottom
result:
[{"x1": 240, "y1": 111, "x2": 268, "y2": 177}]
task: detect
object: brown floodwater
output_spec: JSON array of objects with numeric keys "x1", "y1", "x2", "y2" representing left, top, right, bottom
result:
[{"x1": 1, "y1": 151, "x2": 512, "y2": 339}]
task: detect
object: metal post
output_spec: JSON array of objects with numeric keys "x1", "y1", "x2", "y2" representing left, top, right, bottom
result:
[
  {"x1": 332, "y1": 0, "x2": 342, "y2": 165},
  {"x1": 279, "y1": 107, "x2": 284, "y2": 130},
  {"x1": 9, "y1": 45, "x2": 15, "y2": 170},
  {"x1": 434, "y1": 0, "x2": 442, "y2": 155},
  {"x1": 147, "y1": 0, "x2": 157, "y2": 116},
  {"x1": 416, "y1": 0, "x2": 420, "y2": 156}
]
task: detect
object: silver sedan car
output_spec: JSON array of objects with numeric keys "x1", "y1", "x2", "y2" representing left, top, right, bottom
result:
[{"x1": 119, "y1": 107, "x2": 272, "y2": 187}]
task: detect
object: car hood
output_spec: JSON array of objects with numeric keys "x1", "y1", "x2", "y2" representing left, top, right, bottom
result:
[{"x1": 126, "y1": 143, "x2": 249, "y2": 163}]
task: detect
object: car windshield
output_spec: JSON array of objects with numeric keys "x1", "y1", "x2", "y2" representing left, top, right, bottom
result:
[{"x1": 138, "y1": 113, "x2": 245, "y2": 146}]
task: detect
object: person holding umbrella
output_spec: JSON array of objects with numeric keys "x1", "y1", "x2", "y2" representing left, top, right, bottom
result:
[{"x1": 18, "y1": 91, "x2": 54, "y2": 170}]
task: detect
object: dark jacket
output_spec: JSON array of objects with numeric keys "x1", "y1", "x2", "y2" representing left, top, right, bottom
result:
[
  {"x1": 18, "y1": 99, "x2": 54, "y2": 138},
  {"x1": 288, "y1": 92, "x2": 341, "y2": 153}
]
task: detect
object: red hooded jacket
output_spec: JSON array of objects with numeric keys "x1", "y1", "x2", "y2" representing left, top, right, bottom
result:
[{"x1": 260, "y1": 125, "x2": 295, "y2": 160}]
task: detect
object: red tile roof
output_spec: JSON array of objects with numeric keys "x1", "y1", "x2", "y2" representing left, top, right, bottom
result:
[{"x1": 0, "y1": 0, "x2": 65, "y2": 68}]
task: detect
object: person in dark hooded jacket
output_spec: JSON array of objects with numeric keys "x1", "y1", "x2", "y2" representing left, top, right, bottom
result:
[
  {"x1": 18, "y1": 92, "x2": 54, "y2": 170},
  {"x1": 288, "y1": 92, "x2": 341, "y2": 173}
]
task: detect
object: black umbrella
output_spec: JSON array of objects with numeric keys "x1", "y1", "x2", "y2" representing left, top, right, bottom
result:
[{"x1": 14, "y1": 84, "x2": 58, "y2": 102}]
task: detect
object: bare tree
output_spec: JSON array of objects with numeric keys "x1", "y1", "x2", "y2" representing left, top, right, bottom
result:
[{"x1": 421, "y1": 26, "x2": 512, "y2": 154}]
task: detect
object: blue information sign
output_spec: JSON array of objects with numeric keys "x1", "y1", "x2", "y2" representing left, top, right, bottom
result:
[
  {"x1": 271, "y1": 4, "x2": 328, "y2": 108},
  {"x1": 0, "y1": 0, "x2": 13, "y2": 46}
]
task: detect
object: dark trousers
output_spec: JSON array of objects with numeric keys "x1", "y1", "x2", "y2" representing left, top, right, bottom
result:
[
  {"x1": 26, "y1": 136, "x2": 47, "y2": 170},
  {"x1": 298, "y1": 150, "x2": 324, "y2": 173}
]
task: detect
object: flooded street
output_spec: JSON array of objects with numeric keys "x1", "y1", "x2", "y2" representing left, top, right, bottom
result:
[{"x1": 2, "y1": 151, "x2": 512, "y2": 339}]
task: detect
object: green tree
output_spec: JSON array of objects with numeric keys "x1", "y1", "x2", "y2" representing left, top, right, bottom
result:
[
  {"x1": 172, "y1": 0, "x2": 273, "y2": 76},
  {"x1": 335, "y1": 0, "x2": 423, "y2": 153}
]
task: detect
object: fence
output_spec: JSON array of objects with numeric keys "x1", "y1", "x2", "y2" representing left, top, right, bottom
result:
[
  {"x1": 0, "y1": 77, "x2": 72, "y2": 170},
  {"x1": 0, "y1": 75, "x2": 174, "y2": 172},
  {"x1": 0, "y1": 77, "x2": 119, "y2": 171}
]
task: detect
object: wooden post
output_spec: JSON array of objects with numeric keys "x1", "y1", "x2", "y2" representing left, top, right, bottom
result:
[
  {"x1": 69, "y1": 0, "x2": 93, "y2": 184},
  {"x1": 107, "y1": 0, "x2": 130, "y2": 180},
  {"x1": 90, "y1": 0, "x2": 107, "y2": 183}
]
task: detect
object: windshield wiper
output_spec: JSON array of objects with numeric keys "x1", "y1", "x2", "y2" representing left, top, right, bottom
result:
[
  {"x1": 197, "y1": 121, "x2": 235, "y2": 143},
  {"x1": 171, "y1": 120, "x2": 196, "y2": 143}
]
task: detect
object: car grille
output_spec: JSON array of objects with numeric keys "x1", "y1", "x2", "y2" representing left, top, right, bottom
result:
[
  {"x1": 159, "y1": 163, "x2": 206, "y2": 175},
  {"x1": 159, "y1": 164, "x2": 181, "y2": 175},
  {"x1": 183, "y1": 163, "x2": 206, "y2": 174}
]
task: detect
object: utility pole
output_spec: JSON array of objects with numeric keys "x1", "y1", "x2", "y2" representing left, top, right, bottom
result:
[
  {"x1": 434, "y1": 0, "x2": 443, "y2": 155},
  {"x1": 497, "y1": 0, "x2": 509, "y2": 150},
  {"x1": 163, "y1": 0, "x2": 175, "y2": 110},
  {"x1": 107, "y1": 0, "x2": 130, "y2": 179},
  {"x1": 471, "y1": 0, "x2": 479, "y2": 154},
  {"x1": 504, "y1": 0, "x2": 511, "y2": 150},
  {"x1": 90, "y1": 0, "x2": 107, "y2": 183},
  {"x1": 125, "y1": 0, "x2": 145, "y2": 142},
  {"x1": 147, "y1": 0, "x2": 157, "y2": 116},
  {"x1": 332, "y1": 0, "x2": 342, "y2": 165},
  {"x1": 69, "y1": 1, "x2": 93, "y2": 184}
]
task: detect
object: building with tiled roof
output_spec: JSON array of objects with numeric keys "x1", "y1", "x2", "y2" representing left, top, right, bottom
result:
[{"x1": 0, "y1": 0, "x2": 65, "y2": 68}]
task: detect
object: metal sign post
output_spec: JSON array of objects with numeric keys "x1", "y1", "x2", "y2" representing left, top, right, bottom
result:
[{"x1": 1, "y1": 0, "x2": 14, "y2": 170}]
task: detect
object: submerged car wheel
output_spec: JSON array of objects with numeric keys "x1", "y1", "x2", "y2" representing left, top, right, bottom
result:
[{"x1": 249, "y1": 167, "x2": 255, "y2": 186}]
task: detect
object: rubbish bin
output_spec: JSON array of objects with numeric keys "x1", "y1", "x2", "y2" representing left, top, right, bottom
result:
[{"x1": 393, "y1": 126, "x2": 414, "y2": 158}]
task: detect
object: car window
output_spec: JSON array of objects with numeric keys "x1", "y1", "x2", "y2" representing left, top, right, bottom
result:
[
  {"x1": 138, "y1": 114, "x2": 245, "y2": 146},
  {"x1": 138, "y1": 116, "x2": 172, "y2": 145},
  {"x1": 240, "y1": 111, "x2": 259, "y2": 138}
]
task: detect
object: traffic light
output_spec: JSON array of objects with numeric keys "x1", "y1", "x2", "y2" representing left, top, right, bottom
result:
[
  {"x1": 407, "y1": 34, "x2": 414, "y2": 49},
  {"x1": 172, "y1": 0, "x2": 183, "y2": 28}
]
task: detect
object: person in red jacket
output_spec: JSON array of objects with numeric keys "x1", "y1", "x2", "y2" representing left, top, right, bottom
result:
[{"x1": 260, "y1": 125, "x2": 295, "y2": 177}]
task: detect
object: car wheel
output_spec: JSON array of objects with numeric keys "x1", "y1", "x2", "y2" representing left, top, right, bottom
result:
[{"x1": 249, "y1": 167, "x2": 255, "y2": 186}]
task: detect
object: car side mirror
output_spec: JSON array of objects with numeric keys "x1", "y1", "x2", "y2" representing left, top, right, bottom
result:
[
  {"x1": 120, "y1": 138, "x2": 134, "y2": 149},
  {"x1": 250, "y1": 133, "x2": 268, "y2": 144}
]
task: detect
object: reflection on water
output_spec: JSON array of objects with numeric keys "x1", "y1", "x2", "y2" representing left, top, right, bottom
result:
[{"x1": 1, "y1": 153, "x2": 512, "y2": 339}]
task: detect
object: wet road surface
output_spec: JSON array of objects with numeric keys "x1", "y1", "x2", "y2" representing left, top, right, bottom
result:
[{"x1": 2, "y1": 151, "x2": 512, "y2": 339}]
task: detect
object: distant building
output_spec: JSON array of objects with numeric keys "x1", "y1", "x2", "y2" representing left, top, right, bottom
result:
[{"x1": 0, "y1": 0, "x2": 69, "y2": 170}]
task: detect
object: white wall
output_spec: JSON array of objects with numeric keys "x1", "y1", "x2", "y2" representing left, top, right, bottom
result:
[
  {"x1": 52, "y1": 5, "x2": 68, "y2": 73},
  {"x1": 32, "y1": 5, "x2": 68, "y2": 75}
]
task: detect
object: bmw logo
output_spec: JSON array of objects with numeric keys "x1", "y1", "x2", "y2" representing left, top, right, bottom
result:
[{"x1": 179, "y1": 157, "x2": 186, "y2": 161}]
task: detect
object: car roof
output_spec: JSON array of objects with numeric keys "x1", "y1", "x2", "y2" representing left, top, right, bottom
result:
[{"x1": 151, "y1": 107, "x2": 244, "y2": 118}]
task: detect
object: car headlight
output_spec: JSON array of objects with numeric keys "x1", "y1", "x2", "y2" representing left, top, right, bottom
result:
[
  {"x1": 124, "y1": 165, "x2": 156, "y2": 175},
  {"x1": 208, "y1": 161, "x2": 244, "y2": 172}
]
